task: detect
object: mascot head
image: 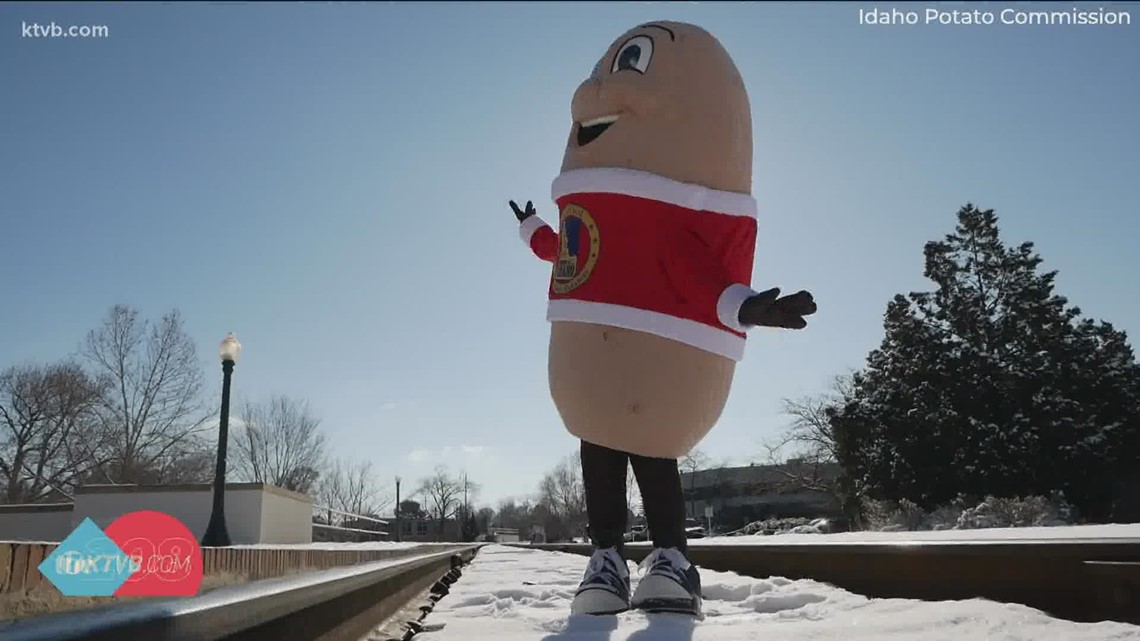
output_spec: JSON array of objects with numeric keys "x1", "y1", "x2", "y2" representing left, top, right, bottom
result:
[{"x1": 560, "y1": 21, "x2": 753, "y2": 194}]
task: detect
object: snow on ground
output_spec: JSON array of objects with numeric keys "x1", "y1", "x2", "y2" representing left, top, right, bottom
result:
[
  {"x1": 416, "y1": 544, "x2": 1140, "y2": 641},
  {"x1": 688, "y1": 523, "x2": 1140, "y2": 545}
]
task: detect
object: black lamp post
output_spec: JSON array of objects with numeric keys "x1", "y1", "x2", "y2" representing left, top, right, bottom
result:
[
  {"x1": 202, "y1": 332, "x2": 241, "y2": 547},
  {"x1": 394, "y1": 476, "x2": 402, "y2": 542}
]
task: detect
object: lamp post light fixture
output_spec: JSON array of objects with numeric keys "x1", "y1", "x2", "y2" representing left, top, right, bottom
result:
[{"x1": 201, "y1": 333, "x2": 241, "y2": 547}]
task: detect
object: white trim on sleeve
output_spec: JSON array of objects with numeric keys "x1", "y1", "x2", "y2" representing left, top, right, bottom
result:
[
  {"x1": 519, "y1": 215, "x2": 548, "y2": 246},
  {"x1": 717, "y1": 283, "x2": 759, "y2": 333}
]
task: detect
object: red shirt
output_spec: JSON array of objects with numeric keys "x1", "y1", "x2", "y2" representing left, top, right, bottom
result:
[{"x1": 519, "y1": 167, "x2": 759, "y2": 361}]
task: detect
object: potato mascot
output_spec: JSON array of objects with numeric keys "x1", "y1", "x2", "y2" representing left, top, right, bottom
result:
[{"x1": 511, "y1": 21, "x2": 816, "y2": 616}]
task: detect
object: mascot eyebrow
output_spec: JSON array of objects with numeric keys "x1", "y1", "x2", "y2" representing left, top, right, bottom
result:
[{"x1": 637, "y1": 23, "x2": 675, "y2": 40}]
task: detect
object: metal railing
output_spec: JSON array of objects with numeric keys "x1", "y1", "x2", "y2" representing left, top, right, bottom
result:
[
  {"x1": 0, "y1": 545, "x2": 481, "y2": 641},
  {"x1": 312, "y1": 505, "x2": 389, "y2": 539}
]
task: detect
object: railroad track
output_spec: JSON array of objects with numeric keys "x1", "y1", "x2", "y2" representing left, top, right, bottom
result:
[
  {"x1": 0, "y1": 538, "x2": 1136, "y2": 640},
  {"x1": 0, "y1": 544, "x2": 482, "y2": 641},
  {"x1": 518, "y1": 538, "x2": 1140, "y2": 625}
]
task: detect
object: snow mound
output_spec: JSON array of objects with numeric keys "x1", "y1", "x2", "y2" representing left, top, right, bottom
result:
[
  {"x1": 864, "y1": 493, "x2": 1076, "y2": 532},
  {"x1": 956, "y1": 495, "x2": 1074, "y2": 529},
  {"x1": 723, "y1": 517, "x2": 832, "y2": 537},
  {"x1": 696, "y1": 522, "x2": 1140, "y2": 545}
]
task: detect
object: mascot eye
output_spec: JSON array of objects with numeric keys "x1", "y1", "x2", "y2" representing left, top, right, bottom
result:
[{"x1": 611, "y1": 35, "x2": 653, "y2": 74}]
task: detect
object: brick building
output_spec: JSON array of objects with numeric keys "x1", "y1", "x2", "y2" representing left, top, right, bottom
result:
[{"x1": 396, "y1": 517, "x2": 461, "y2": 542}]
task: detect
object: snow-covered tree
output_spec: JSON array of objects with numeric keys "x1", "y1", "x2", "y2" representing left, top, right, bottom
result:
[{"x1": 829, "y1": 204, "x2": 1140, "y2": 521}]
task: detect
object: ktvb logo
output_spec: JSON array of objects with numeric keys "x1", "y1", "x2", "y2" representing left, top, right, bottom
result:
[{"x1": 39, "y1": 510, "x2": 203, "y2": 597}]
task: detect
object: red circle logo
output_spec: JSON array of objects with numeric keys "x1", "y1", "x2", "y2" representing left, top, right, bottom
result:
[{"x1": 103, "y1": 510, "x2": 203, "y2": 596}]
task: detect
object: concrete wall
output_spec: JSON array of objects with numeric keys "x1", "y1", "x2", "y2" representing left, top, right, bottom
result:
[
  {"x1": 0, "y1": 504, "x2": 75, "y2": 543},
  {"x1": 258, "y1": 485, "x2": 315, "y2": 544},
  {"x1": 0, "y1": 483, "x2": 314, "y2": 545},
  {"x1": 73, "y1": 484, "x2": 267, "y2": 544}
]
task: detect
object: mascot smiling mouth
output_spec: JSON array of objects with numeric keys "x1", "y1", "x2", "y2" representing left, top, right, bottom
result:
[{"x1": 576, "y1": 114, "x2": 619, "y2": 146}]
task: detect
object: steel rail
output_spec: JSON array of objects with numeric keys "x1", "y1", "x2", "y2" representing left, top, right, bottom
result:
[
  {"x1": 0, "y1": 544, "x2": 482, "y2": 641},
  {"x1": 513, "y1": 538, "x2": 1140, "y2": 625}
]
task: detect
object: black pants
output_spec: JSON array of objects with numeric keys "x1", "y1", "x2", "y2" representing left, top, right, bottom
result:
[{"x1": 580, "y1": 439, "x2": 687, "y2": 555}]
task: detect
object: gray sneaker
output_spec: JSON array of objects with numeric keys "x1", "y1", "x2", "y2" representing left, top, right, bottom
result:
[
  {"x1": 630, "y1": 547, "x2": 702, "y2": 616},
  {"x1": 570, "y1": 547, "x2": 631, "y2": 615}
]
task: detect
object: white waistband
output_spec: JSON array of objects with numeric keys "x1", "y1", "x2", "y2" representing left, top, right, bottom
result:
[{"x1": 547, "y1": 299, "x2": 746, "y2": 361}]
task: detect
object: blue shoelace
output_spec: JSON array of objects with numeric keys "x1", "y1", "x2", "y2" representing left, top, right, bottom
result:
[{"x1": 581, "y1": 552, "x2": 628, "y2": 594}]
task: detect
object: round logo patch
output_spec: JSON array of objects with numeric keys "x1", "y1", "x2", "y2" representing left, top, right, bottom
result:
[
  {"x1": 103, "y1": 509, "x2": 204, "y2": 597},
  {"x1": 552, "y1": 204, "x2": 600, "y2": 294}
]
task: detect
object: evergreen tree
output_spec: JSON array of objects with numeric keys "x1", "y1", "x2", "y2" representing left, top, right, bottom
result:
[
  {"x1": 463, "y1": 512, "x2": 479, "y2": 542},
  {"x1": 830, "y1": 204, "x2": 1140, "y2": 520}
]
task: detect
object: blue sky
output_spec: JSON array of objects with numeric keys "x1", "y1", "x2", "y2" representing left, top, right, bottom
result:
[{"x1": 1, "y1": 2, "x2": 1137, "y2": 510}]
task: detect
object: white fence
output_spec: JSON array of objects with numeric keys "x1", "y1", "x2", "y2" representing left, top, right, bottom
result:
[
  {"x1": 486, "y1": 527, "x2": 519, "y2": 543},
  {"x1": 312, "y1": 505, "x2": 388, "y2": 540}
]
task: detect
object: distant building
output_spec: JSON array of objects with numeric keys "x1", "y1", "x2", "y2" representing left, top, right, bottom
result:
[
  {"x1": 398, "y1": 517, "x2": 461, "y2": 542},
  {"x1": 680, "y1": 459, "x2": 844, "y2": 530}
]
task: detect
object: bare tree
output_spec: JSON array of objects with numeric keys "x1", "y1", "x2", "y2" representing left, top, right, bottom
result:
[
  {"x1": 761, "y1": 372, "x2": 855, "y2": 488},
  {"x1": 679, "y1": 449, "x2": 710, "y2": 477},
  {"x1": 679, "y1": 449, "x2": 710, "y2": 518},
  {"x1": 538, "y1": 451, "x2": 587, "y2": 540},
  {"x1": 770, "y1": 372, "x2": 854, "y2": 465},
  {"x1": 318, "y1": 457, "x2": 391, "y2": 517},
  {"x1": 0, "y1": 362, "x2": 108, "y2": 502},
  {"x1": 417, "y1": 465, "x2": 463, "y2": 540},
  {"x1": 761, "y1": 372, "x2": 862, "y2": 525},
  {"x1": 83, "y1": 305, "x2": 209, "y2": 483},
  {"x1": 495, "y1": 498, "x2": 534, "y2": 531},
  {"x1": 145, "y1": 434, "x2": 216, "y2": 484},
  {"x1": 475, "y1": 506, "x2": 495, "y2": 535},
  {"x1": 233, "y1": 395, "x2": 327, "y2": 494}
]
